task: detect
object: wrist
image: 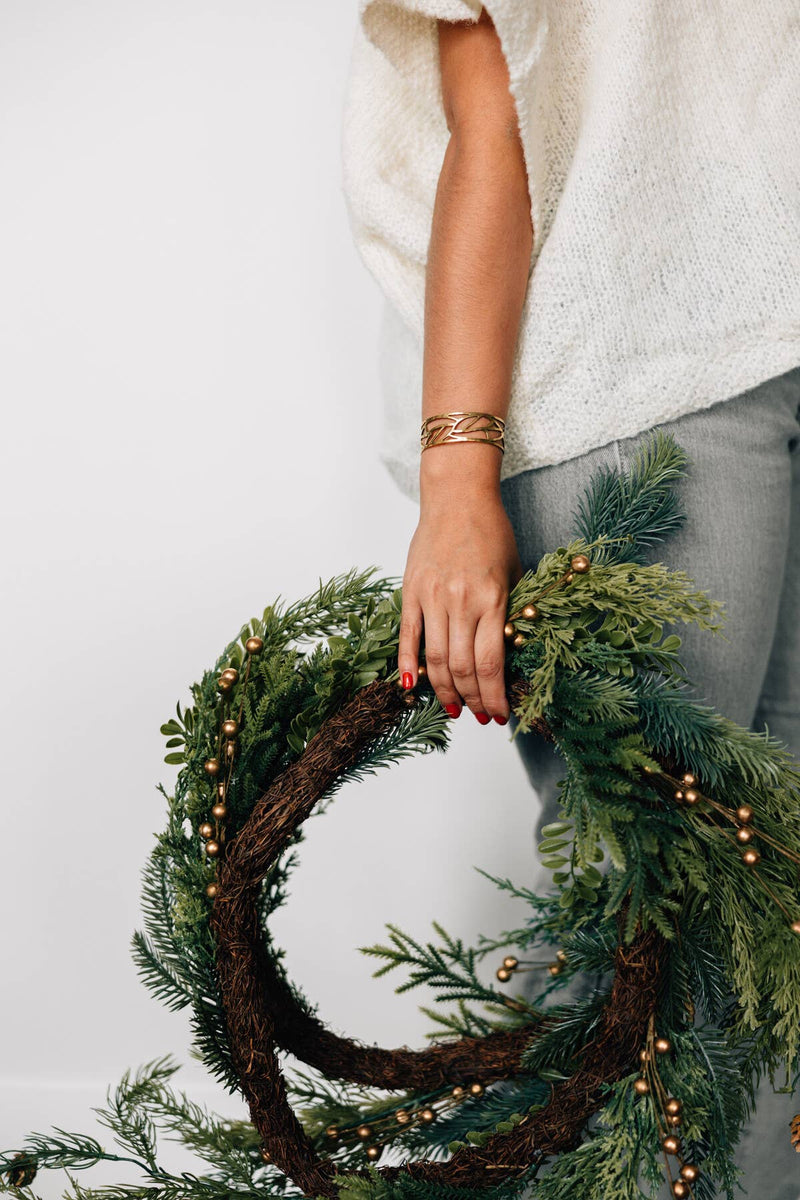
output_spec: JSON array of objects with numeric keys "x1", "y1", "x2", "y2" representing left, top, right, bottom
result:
[{"x1": 419, "y1": 441, "x2": 503, "y2": 506}]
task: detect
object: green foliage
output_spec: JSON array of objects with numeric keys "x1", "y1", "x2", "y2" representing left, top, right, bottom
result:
[
  {"x1": 0, "y1": 1056, "x2": 297, "y2": 1200},
  {"x1": 6, "y1": 433, "x2": 800, "y2": 1200},
  {"x1": 634, "y1": 673, "x2": 800, "y2": 791},
  {"x1": 287, "y1": 589, "x2": 405, "y2": 753},
  {"x1": 527, "y1": 1082, "x2": 662, "y2": 1199},
  {"x1": 506, "y1": 550, "x2": 723, "y2": 730},
  {"x1": 573, "y1": 429, "x2": 689, "y2": 564},
  {"x1": 358, "y1": 920, "x2": 537, "y2": 1039},
  {"x1": 332, "y1": 1161, "x2": 535, "y2": 1200},
  {"x1": 519, "y1": 991, "x2": 610, "y2": 1077}
]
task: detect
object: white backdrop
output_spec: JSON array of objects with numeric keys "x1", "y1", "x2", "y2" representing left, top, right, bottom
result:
[{"x1": 0, "y1": 3, "x2": 542, "y2": 1193}]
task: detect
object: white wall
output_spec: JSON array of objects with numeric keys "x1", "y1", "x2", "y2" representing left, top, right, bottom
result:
[{"x1": 0, "y1": 3, "x2": 541, "y2": 1193}]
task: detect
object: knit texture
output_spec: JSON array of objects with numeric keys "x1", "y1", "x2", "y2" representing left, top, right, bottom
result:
[{"x1": 341, "y1": 0, "x2": 800, "y2": 503}]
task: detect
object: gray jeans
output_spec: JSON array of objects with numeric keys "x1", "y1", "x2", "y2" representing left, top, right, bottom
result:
[{"x1": 499, "y1": 365, "x2": 800, "y2": 1198}]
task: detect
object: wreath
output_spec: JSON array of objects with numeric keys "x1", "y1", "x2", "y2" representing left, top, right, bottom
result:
[{"x1": 4, "y1": 433, "x2": 800, "y2": 1200}]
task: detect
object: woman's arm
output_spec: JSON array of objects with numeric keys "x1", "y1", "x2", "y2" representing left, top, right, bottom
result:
[{"x1": 398, "y1": 7, "x2": 534, "y2": 724}]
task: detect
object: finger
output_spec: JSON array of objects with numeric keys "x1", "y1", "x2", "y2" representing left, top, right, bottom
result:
[
  {"x1": 447, "y1": 607, "x2": 489, "y2": 722},
  {"x1": 397, "y1": 590, "x2": 422, "y2": 690},
  {"x1": 421, "y1": 604, "x2": 462, "y2": 717},
  {"x1": 474, "y1": 606, "x2": 510, "y2": 723}
]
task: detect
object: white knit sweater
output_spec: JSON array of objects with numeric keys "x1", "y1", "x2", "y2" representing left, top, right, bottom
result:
[{"x1": 341, "y1": 0, "x2": 800, "y2": 504}]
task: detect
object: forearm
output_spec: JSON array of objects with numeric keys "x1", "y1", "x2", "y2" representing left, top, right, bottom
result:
[
  {"x1": 420, "y1": 120, "x2": 533, "y2": 505},
  {"x1": 398, "y1": 13, "x2": 530, "y2": 723}
]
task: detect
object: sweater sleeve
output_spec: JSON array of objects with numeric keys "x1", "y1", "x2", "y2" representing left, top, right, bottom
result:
[{"x1": 358, "y1": 0, "x2": 483, "y2": 112}]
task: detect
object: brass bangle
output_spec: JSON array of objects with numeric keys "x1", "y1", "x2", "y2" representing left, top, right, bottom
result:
[{"x1": 420, "y1": 410, "x2": 506, "y2": 453}]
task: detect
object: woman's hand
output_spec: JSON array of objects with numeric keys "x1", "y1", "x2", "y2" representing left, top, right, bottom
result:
[{"x1": 398, "y1": 447, "x2": 524, "y2": 724}]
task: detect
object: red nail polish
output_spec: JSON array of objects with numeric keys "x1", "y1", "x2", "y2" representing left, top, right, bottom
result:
[
  {"x1": 402, "y1": 672, "x2": 414, "y2": 690},
  {"x1": 493, "y1": 714, "x2": 509, "y2": 725},
  {"x1": 445, "y1": 702, "x2": 461, "y2": 718},
  {"x1": 475, "y1": 711, "x2": 491, "y2": 725}
]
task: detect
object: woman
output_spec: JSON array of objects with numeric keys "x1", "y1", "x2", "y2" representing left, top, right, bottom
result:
[{"x1": 342, "y1": 3, "x2": 800, "y2": 1194}]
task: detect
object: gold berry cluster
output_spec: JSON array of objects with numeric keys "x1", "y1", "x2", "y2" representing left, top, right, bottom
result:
[
  {"x1": 201, "y1": 635, "x2": 264, "y2": 897},
  {"x1": 496, "y1": 949, "x2": 567, "y2": 982},
  {"x1": 654, "y1": 770, "x2": 800, "y2": 933},
  {"x1": 504, "y1": 554, "x2": 591, "y2": 648},
  {"x1": 634, "y1": 1019, "x2": 699, "y2": 1197},
  {"x1": 319, "y1": 1081, "x2": 488, "y2": 1163}
]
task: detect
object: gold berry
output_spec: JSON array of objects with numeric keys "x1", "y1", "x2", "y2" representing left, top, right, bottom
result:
[
  {"x1": 356, "y1": 1124, "x2": 372, "y2": 1140},
  {"x1": 469, "y1": 1082, "x2": 484, "y2": 1097},
  {"x1": 205, "y1": 840, "x2": 220, "y2": 857},
  {"x1": 451, "y1": 1086, "x2": 465, "y2": 1099},
  {"x1": 639, "y1": 1049, "x2": 650, "y2": 1063},
  {"x1": 564, "y1": 571, "x2": 575, "y2": 583},
  {"x1": 496, "y1": 967, "x2": 511, "y2": 982},
  {"x1": 221, "y1": 668, "x2": 238, "y2": 684},
  {"x1": 221, "y1": 718, "x2": 239, "y2": 738},
  {"x1": 556, "y1": 949, "x2": 568, "y2": 963},
  {"x1": 673, "y1": 1183, "x2": 689, "y2": 1199},
  {"x1": 212, "y1": 803, "x2": 227, "y2": 819},
  {"x1": 665, "y1": 1098, "x2": 682, "y2": 1116},
  {"x1": 633, "y1": 1078, "x2": 649, "y2": 1095},
  {"x1": 654, "y1": 1037, "x2": 672, "y2": 1055},
  {"x1": 684, "y1": 789, "x2": 699, "y2": 804},
  {"x1": 674, "y1": 790, "x2": 684, "y2": 801},
  {"x1": 260, "y1": 1147, "x2": 272, "y2": 1163},
  {"x1": 736, "y1": 826, "x2": 754, "y2": 844},
  {"x1": 512, "y1": 633, "x2": 526, "y2": 647},
  {"x1": 417, "y1": 663, "x2": 427, "y2": 678},
  {"x1": 325, "y1": 1124, "x2": 339, "y2": 1139},
  {"x1": 662, "y1": 1135, "x2": 680, "y2": 1155},
  {"x1": 365, "y1": 1146, "x2": 381, "y2": 1161},
  {"x1": 668, "y1": 1113, "x2": 682, "y2": 1127},
  {"x1": 547, "y1": 962, "x2": 562, "y2": 976},
  {"x1": 791, "y1": 920, "x2": 800, "y2": 935},
  {"x1": 522, "y1": 604, "x2": 540, "y2": 618},
  {"x1": 204, "y1": 758, "x2": 220, "y2": 776},
  {"x1": 217, "y1": 782, "x2": 227, "y2": 799},
  {"x1": 503, "y1": 955, "x2": 519, "y2": 969},
  {"x1": 420, "y1": 1108, "x2": 436, "y2": 1123},
  {"x1": 736, "y1": 804, "x2": 754, "y2": 824},
  {"x1": 225, "y1": 740, "x2": 236, "y2": 759},
  {"x1": 682, "y1": 772, "x2": 696, "y2": 786},
  {"x1": 245, "y1": 636, "x2": 264, "y2": 654},
  {"x1": 570, "y1": 554, "x2": 590, "y2": 573},
  {"x1": 395, "y1": 1109, "x2": 411, "y2": 1124},
  {"x1": 199, "y1": 822, "x2": 214, "y2": 839},
  {"x1": 504, "y1": 622, "x2": 516, "y2": 638},
  {"x1": 680, "y1": 1165, "x2": 699, "y2": 1183},
  {"x1": 205, "y1": 882, "x2": 218, "y2": 898},
  {"x1": 742, "y1": 847, "x2": 761, "y2": 866},
  {"x1": 217, "y1": 677, "x2": 232, "y2": 693}
]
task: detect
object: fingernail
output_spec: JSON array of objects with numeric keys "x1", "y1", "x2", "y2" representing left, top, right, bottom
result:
[
  {"x1": 493, "y1": 714, "x2": 509, "y2": 725},
  {"x1": 475, "y1": 711, "x2": 491, "y2": 725},
  {"x1": 402, "y1": 672, "x2": 414, "y2": 690},
  {"x1": 445, "y1": 702, "x2": 461, "y2": 718}
]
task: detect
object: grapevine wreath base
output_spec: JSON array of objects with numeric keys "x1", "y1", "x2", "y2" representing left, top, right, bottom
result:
[
  {"x1": 4, "y1": 432, "x2": 800, "y2": 1200},
  {"x1": 208, "y1": 670, "x2": 664, "y2": 1196}
]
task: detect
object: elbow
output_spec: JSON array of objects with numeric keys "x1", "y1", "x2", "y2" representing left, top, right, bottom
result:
[
  {"x1": 443, "y1": 100, "x2": 522, "y2": 151},
  {"x1": 442, "y1": 94, "x2": 527, "y2": 182}
]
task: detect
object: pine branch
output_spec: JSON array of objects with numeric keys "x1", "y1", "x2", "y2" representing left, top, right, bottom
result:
[
  {"x1": 358, "y1": 921, "x2": 510, "y2": 1011},
  {"x1": 573, "y1": 429, "x2": 689, "y2": 564}
]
